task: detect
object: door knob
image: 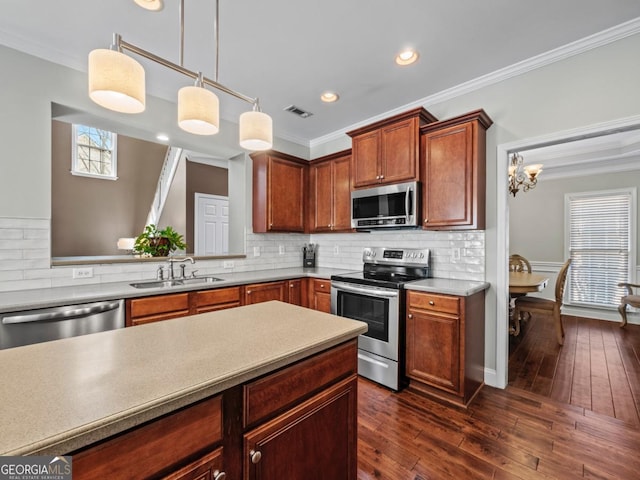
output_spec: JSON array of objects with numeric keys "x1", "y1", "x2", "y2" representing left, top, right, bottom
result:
[{"x1": 250, "y1": 450, "x2": 262, "y2": 464}]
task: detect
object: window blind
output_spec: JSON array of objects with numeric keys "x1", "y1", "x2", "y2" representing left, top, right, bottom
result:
[{"x1": 567, "y1": 191, "x2": 632, "y2": 308}]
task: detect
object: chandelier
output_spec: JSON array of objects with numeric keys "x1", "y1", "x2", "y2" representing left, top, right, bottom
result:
[
  {"x1": 508, "y1": 153, "x2": 543, "y2": 197},
  {"x1": 88, "y1": 0, "x2": 272, "y2": 151}
]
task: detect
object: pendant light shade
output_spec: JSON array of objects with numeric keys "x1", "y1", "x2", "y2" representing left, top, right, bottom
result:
[
  {"x1": 178, "y1": 86, "x2": 220, "y2": 135},
  {"x1": 134, "y1": 0, "x2": 164, "y2": 11},
  {"x1": 88, "y1": 49, "x2": 145, "y2": 114},
  {"x1": 239, "y1": 111, "x2": 273, "y2": 151}
]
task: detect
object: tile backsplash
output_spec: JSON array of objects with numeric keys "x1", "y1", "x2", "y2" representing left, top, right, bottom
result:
[{"x1": 0, "y1": 217, "x2": 484, "y2": 293}]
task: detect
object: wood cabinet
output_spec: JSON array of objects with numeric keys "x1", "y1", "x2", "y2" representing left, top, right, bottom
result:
[
  {"x1": 192, "y1": 286, "x2": 241, "y2": 314},
  {"x1": 126, "y1": 293, "x2": 191, "y2": 327},
  {"x1": 251, "y1": 151, "x2": 307, "y2": 233},
  {"x1": 405, "y1": 289, "x2": 485, "y2": 407},
  {"x1": 309, "y1": 278, "x2": 332, "y2": 313},
  {"x1": 347, "y1": 107, "x2": 437, "y2": 188},
  {"x1": 72, "y1": 395, "x2": 224, "y2": 479},
  {"x1": 420, "y1": 109, "x2": 492, "y2": 230},
  {"x1": 308, "y1": 150, "x2": 352, "y2": 232},
  {"x1": 163, "y1": 448, "x2": 225, "y2": 480},
  {"x1": 242, "y1": 340, "x2": 357, "y2": 480},
  {"x1": 285, "y1": 278, "x2": 305, "y2": 306},
  {"x1": 243, "y1": 281, "x2": 286, "y2": 305}
]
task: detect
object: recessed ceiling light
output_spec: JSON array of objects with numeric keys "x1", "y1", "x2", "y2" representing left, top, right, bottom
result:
[
  {"x1": 134, "y1": 0, "x2": 164, "y2": 12},
  {"x1": 395, "y1": 49, "x2": 419, "y2": 66},
  {"x1": 321, "y1": 92, "x2": 339, "y2": 103},
  {"x1": 156, "y1": 133, "x2": 169, "y2": 142}
]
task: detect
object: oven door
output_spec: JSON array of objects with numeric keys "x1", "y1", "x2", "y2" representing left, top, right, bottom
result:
[{"x1": 330, "y1": 281, "x2": 399, "y2": 361}]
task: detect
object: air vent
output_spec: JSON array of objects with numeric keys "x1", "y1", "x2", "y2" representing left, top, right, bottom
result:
[{"x1": 283, "y1": 105, "x2": 313, "y2": 118}]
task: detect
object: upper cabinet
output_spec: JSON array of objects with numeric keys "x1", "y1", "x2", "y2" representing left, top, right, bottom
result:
[
  {"x1": 251, "y1": 151, "x2": 307, "y2": 233},
  {"x1": 420, "y1": 109, "x2": 493, "y2": 230},
  {"x1": 308, "y1": 150, "x2": 352, "y2": 233},
  {"x1": 347, "y1": 107, "x2": 437, "y2": 188}
]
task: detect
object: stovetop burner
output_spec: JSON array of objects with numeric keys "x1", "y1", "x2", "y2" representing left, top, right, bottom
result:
[{"x1": 331, "y1": 247, "x2": 431, "y2": 289}]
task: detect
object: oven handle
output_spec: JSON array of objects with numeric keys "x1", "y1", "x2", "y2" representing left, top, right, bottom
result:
[{"x1": 331, "y1": 281, "x2": 399, "y2": 298}]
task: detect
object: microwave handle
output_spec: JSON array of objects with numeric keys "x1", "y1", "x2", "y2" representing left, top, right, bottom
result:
[
  {"x1": 331, "y1": 281, "x2": 399, "y2": 298},
  {"x1": 405, "y1": 184, "x2": 412, "y2": 217}
]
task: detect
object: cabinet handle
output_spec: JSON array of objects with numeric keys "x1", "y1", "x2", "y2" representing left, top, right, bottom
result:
[
  {"x1": 247, "y1": 290, "x2": 252, "y2": 294},
  {"x1": 429, "y1": 300, "x2": 435, "y2": 306},
  {"x1": 213, "y1": 471, "x2": 226, "y2": 480},
  {"x1": 250, "y1": 450, "x2": 262, "y2": 464},
  {"x1": 408, "y1": 314, "x2": 413, "y2": 319},
  {"x1": 380, "y1": 174, "x2": 384, "y2": 179},
  {"x1": 320, "y1": 284, "x2": 325, "y2": 288},
  {"x1": 290, "y1": 283, "x2": 294, "y2": 287},
  {"x1": 424, "y1": 218, "x2": 429, "y2": 224}
]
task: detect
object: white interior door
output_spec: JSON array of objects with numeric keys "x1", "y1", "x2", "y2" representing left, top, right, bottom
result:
[{"x1": 194, "y1": 193, "x2": 229, "y2": 256}]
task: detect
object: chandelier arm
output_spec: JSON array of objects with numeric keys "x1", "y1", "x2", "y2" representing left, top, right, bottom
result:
[{"x1": 118, "y1": 35, "x2": 257, "y2": 106}]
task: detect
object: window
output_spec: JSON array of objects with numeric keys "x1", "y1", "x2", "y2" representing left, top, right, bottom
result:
[
  {"x1": 71, "y1": 124, "x2": 117, "y2": 179},
  {"x1": 565, "y1": 188, "x2": 636, "y2": 309}
]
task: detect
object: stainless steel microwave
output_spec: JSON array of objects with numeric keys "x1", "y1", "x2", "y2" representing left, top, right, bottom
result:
[{"x1": 351, "y1": 181, "x2": 419, "y2": 229}]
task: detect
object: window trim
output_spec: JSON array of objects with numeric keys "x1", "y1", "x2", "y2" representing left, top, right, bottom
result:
[
  {"x1": 564, "y1": 187, "x2": 637, "y2": 309},
  {"x1": 71, "y1": 124, "x2": 118, "y2": 180}
]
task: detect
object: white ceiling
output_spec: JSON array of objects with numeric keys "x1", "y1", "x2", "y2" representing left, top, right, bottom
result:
[{"x1": 1, "y1": 0, "x2": 640, "y2": 148}]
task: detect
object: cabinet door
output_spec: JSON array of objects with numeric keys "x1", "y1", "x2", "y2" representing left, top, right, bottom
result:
[
  {"x1": 309, "y1": 279, "x2": 331, "y2": 313},
  {"x1": 244, "y1": 376, "x2": 357, "y2": 480},
  {"x1": 244, "y1": 281, "x2": 286, "y2": 305},
  {"x1": 193, "y1": 287, "x2": 241, "y2": 314},
  {"x1": 332, "y1": 154, "x2": 352, "y2": 231},
  {"x1": 285, "y1": 279, "x2": 303, "y2": 306},
  {"x1": 406, "y1": 304, "x2": 461, "y2": 394},
  {"x1": 163, "y1": 447, "x2": 225, "y2": 480},
  {"x1": 126, "y1": 293, "x2": 191, "y2": 327},
  {"x1": 422, "y1": 122, "x2": 477, "y2": 229},
  {"x1": 380, "y1": 117, "x2": 418, "y2": 184},
  {"x1": 351, "y1": 130, "x2": 380, "y2": 188},
  {"x1": 309, "y1": 161, "x2": 333, "y2": 232},
  {"x1": 268, "y1": 157, "x2": 305, "y2": 232}
]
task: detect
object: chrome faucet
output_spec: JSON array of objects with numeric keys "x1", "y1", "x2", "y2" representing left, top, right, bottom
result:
[{"x1": 167, "y1": 257, "x2": 195, "y2": 279}]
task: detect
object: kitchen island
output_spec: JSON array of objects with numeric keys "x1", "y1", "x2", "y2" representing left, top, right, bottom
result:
[{"x1": 0, "y1": 301, "x2": 367, "y2": 479}]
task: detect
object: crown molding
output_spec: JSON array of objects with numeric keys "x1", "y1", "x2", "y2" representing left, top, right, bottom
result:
[{"x1": 310, "y1": 16, "x2": 640, "y2": 151}]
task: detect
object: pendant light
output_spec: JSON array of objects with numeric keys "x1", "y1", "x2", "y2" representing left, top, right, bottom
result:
[
  {"x1": 88, "y1": 46, "x2": 145, "y2": 114},
  {"x1": 88, "y1": 0, "x2": 273, "y2": 150},
  {"x1": 178, "y1": 73, "x2": 219, "y2": 135}
]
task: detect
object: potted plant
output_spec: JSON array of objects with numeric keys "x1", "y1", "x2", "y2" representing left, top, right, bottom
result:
[{"x1": 133, "y1": 224, "x2": 187, "y2": 257}]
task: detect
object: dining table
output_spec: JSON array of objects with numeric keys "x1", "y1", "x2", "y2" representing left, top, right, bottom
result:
[{"x1": 508, "y1": 271, "x2": 550, "y2": 336}]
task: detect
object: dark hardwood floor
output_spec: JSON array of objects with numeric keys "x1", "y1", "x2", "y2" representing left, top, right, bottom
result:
[{"x1": 356, "y1": 314, "x2": 640, "y2": 479}]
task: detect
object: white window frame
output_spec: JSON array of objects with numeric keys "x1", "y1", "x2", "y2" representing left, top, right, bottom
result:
[
  {"x1": 71, "y1": 124, "x2": 118, "y2": 180},
  {"x1": 564, "y1": 187, "x2": 637, "y2": 309}
]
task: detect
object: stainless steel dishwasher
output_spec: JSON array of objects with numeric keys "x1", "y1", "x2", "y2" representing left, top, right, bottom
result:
[{"x1": 0, "y1": 299, "x2": 124, "y2": 349}]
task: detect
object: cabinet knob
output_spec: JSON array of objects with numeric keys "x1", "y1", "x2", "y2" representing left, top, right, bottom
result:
[
  {"x1": 380, "y1": 175, "x2": 384, "y2": 179},
  {"x1": 247, "y1": 290, "x2": 252, "y2": 294},
  {"x1": 290, "y1": 283, "x2": 294, "y2": 287},
  {"x1": 213, "y1": 471, "x2": 226, "y2": 480},
  {"x1": 408, "y1": 314, "x2": 413, "y2": 319},
  {"x1": 250, "y1": 450, "x2": 262, "y2": 464},
  {"x1": 429, "y1": 300, "x2": 435, "y2": 306},
  {"x1": 320, "y1": 284, "x2": 325, "y2": 288}
]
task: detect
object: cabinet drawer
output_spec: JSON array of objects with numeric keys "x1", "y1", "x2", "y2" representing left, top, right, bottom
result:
[
  {"x1": 312, "y1": 278, "x2": 331, "y2": 293},
  {"x1": 194, "y1": 287, "x2": 241, "y2": 309},
  {"x1": 243, "y1": 339, "x2": 357, "y2": 427},
  {"x1": 408, "y1": 291, "x2": 460, "y2": 315},
  {"x1": 130, "y1": 293, "x2": 190, "y2": 318},
  {"x1": 72, "y1": 395, "x2": 223, "y2": 479}
]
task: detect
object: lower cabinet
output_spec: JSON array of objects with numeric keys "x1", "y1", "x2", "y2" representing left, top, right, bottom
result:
[
  {"x1": 309, "y1": 279, "x2": 332, "y2": 313},
  {"x1": 243, "y1": 281, "x2": 286, "y2": 304},
  {"x1": 405, "y1": 290, "x2": 485, "y2": 406},
  {"x1": 127, "y1": 292, "x2": 191, "y2": 326},
  {"x1": 285, "y1": 278, "x2": 305, "y2": 306},
  {"x1": 69, "y1": 340, "x2": 358, "y2": 480},
  {"x1": 193, "y1": 287, "x2": 241, "y2": 314}
]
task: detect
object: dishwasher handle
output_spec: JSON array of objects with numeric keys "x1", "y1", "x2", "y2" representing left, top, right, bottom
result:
[{"x1": 2, "y1": 301, "x2": 123, "y2": 325}]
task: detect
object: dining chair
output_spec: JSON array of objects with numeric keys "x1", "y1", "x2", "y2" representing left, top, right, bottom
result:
[
  {"x1": 509, "y1": 254, "x2": 532, "y2": 273},
  {"x1": 617, "y1": 283, "x2": 640, "y2": 327},
  {"x1": 513, "y1": 259, "x2": 571, "y2": 345}
]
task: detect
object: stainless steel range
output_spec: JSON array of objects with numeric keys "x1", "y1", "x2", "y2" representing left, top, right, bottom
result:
[{"x1": 330, "y1": 247, "x2": 430, "y2": 390}]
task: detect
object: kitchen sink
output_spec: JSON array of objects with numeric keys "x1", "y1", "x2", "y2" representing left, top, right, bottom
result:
[{"x1": 130, "y1": 276, "x2": 224, "y2": 289}]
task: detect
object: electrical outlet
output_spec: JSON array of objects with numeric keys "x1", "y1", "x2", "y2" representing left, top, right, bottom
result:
[
  {"x1": 279, "y1": 245, "x2": 285, "y2": 255},
  {"x1": 253, "y1": 246, "x2": 261, "y2": 257},
  {"x1": 452, "y1": 248, "x2": 461, "y2": 260},
  {"x1": 223, "y1": 260, "x2": 234, "y2": 269},
  {"x1": 334, "y1": 245, "x2": 340, "y2": 255},
  {"x1": 73, "y1": 267, "x2": 93, "y2": 279}
]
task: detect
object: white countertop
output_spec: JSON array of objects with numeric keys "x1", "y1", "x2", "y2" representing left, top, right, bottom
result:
[
  {"x1": 0, "y1": 267, "x2": 354, "y2": 313},
  {"x1": 0, "y1": 301, "x2": 367, "y2": 456},
  {"x1": 405, "y1": 278, "x2": 489, "y2": 296}
]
